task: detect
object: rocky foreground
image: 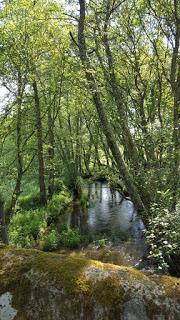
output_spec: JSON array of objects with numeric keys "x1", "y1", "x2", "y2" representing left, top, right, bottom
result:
[{"x1": 0, "y1": 246, "x2": 179, "y2": 320}]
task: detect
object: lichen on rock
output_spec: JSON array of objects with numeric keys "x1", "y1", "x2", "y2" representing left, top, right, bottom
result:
[
  {"x1": 0, "y1": 292, "x2": 17, "y2": 320},
  {"x1": 122, "y1": 298, "x2": 149, "y2": 320},
  {"x1": 0, "y1": 246, "x2": 179, "y2": 319}
]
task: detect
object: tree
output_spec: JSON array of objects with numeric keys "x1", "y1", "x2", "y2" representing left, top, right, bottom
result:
[
  {"x1": 0, "y1": 195, "x2": 9, "y2": 245},
  {"x1": 77, "y1": 0, "x2": 148, "y2": 220}
]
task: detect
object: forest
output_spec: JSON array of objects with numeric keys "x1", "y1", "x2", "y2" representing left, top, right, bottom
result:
[{"x1": 0, "y1": 0, "x2": 179, "y2": 281}]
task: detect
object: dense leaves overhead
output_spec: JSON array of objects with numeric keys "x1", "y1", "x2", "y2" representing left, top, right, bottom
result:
[{"x1": 0, "y1": 0, "x2": 179, "y2": 272}]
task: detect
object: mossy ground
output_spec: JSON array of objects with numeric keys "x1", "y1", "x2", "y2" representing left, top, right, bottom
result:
[{"x1": 0, "y1": 246, "x2": 179, "y2": 320}]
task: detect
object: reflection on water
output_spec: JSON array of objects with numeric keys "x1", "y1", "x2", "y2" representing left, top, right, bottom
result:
[
  {"x1": 69, "y1": 182, "x2": 145, "y2": 243},
  {"x1": 63, "y1": 182, "x2": 149, "y2": 268}
]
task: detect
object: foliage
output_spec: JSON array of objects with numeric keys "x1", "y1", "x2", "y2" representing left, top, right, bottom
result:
[
  {"x1": 0, "y1": 0, "x2": 179, "y2": 277},
  {"x1": 18, "y1": 191, "x2": 40, "y2": 210},
  {"x1": 59, "y1": 228, "x2": 81, "y2": 249},
  {"x1": 64, "y1": 171, "x2": 84, "y2": 197},
  {"x1": 53, "y1": 178, "x2": 66, "y2": 194},
  {"x1": 91, "y1": 167, "x2": 111, "y2": 182},
  {"x1": 98, "y1": 238, "x2": 107, "y2": 249},
  {"x1": 107, "y1": 174, "x2": 124, "y2": 191},
  {"x1": 80, "y1": 234, "x2": 93, "y2": 247},
  {"x1": 79, "y1": 193, "x2": 89, "y2": 208},
  {"x1": 9, "y1": 189, "x2": 73, "y2": 249},
  {"x1": 43, "y1": 226, "x2": 82, "y2": 251},
  {"x1": 146, "y1": 202, "x2": 180, "y2": 273},
  {"x1": 43, "y1": 229, "x2": 60, "y2": 252},
  {"x1": 9, "y1": 209, "x2": 46, "y2": 247},
  {"x1": 47, "y1": 191, "x2": 72, "y2": 224}
]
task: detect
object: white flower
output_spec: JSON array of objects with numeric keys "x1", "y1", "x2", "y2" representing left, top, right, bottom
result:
[{"x1": 163, "y1": 241, "x2": 168, "y2": 245}]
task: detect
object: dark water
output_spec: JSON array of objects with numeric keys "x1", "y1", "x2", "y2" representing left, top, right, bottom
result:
[
  {"x1": 61, "y1": 182, "x2": 149, "y2": 268},
  {"x1": 69, "y1": 182, "x2": 145, "y2": 242}
]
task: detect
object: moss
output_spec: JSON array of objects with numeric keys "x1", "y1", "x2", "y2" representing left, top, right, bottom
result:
[
  {"x1": 0, "y1": 247, "x2": 31, "y2": 291},
  {"x1": 0, "y1": 246, "x2": 100, "y2": 296},
  {"x1": 141, "y1": 275, "x2": 180, "y2": 319},
  {"x1": 145, "y1": 299, "x2": 166, "y2": 319},
  {"x1": 30, "y1": 252, "x2": 97, "y2": 294},
  {"x1": 0, "y1": 247, "x2": 180, "y2": 320},
  {"x1": 94, "y1": 273, "x2": 129, "y2": 319},
  {"x1": 150, "y1": 274, "x2": 180, "y2": 299}
]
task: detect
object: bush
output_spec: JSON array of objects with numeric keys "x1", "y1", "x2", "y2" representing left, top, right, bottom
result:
[
  {"x1": 107, "y1": 174, "x2": 124, "y2": 191},
  {"x1": 43, "y1": 227, "x2": 82, "y2": 251},
  {"x1": 80, "y1": 194, "x2": 89, "y2": 208},
  {"x1": 81, "y1": 234, "x2": 93, "y2": 247},
  {"x1": 146, "y1": 202, "x2": 180, "y2": 273},
  {"x1": 53, "y1": 178, "x2": 66, "y2": 194},
  {"x1": 43, "y1": 229, "x2": 60, "y2": 252},
  {"x1": 63, "y1": 162, "x2": 83, "y2": 195},
  {"x1": 91, "y1": 167, "x2": 110, "y2": 181},
  {"x1": 9, "y1": 209, "x2": 46, "y2": 247},
  {"x1": 47, "y1": 192, "x2": 72, "y2": 224},
  {"x1": 18, "y1": 191, "x2": 40, "y2": 210},
  {"x1": 98, "y1": 238, "x2": 107, "y2": 248},
  {"x1": 59, "y1": 228, "x2": 81, "y2": 249}
]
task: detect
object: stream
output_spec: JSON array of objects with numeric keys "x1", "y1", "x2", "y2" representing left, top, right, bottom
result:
[{"x1": 61, "y1": 182, "x2": 150, "y2": 269}]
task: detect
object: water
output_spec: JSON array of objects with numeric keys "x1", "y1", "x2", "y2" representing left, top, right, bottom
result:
[
  {"x1": 63, "y1": 182, "x2": 149, "y2": 268},
  {"x1": 69, "y1": 181, "x2": 145, "y2": 242}
]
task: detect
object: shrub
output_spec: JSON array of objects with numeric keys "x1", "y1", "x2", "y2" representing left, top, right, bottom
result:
[
  {"x1": 91, "y1": 167, "x2": 110, "y2": 181},
  {"x1": 63, "y1": 162, "x2": 82, "y2": 194},
  {"x1": 98, "y1": 238, "x2": 107, "y2": 248},
  {"x1": 81, "y1": 234, "x2": 93, "y2": 247},
  {"x1": 59, "y1": 228, "x2": 81, "y2": 249},
  {"x1": 107, "y1": 174, "x2": 124, "y2": 191},
  {"x1": 47, "y1": 192, "x2": 72, "y2": 224},
  {"x1": 18, "y1": 191, "x2": 40, "y2": 210},
  {"x1": 146, "y1": 202, "x2": 180, "y2": 273},
  {"x1": 9, "y1": 209, "x2": 46, "y2": 247},
  {"x1": 43, "y1": 229, "x2": 60, "y2": 252},
  {"x1": 53, "y1": 178, "x2": 66, "y2": 194},
  {"x1": 43, "y1": 227, "x2": 82, "y2": 251},
  {"x1": 80, "y1": 194, "x2": 89, "y2": 208}
]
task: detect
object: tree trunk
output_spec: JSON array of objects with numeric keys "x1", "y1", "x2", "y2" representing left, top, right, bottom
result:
[
  {"x1": 75, "y1": 113, "x2": 82, "y2": 177},
  {"x1": 7, "y1": 72, "x2": 24, "y2": 216},
  {"x1": 47, "y1": 104, "x2": 55, "y2": 199},
  {"x1": 0, "y1": 195, "x2": 9, "y2": 245},
  {"x1": 78, "y1": 0, "x2": 148, "y2": 222},
  {"x1": 103, "y1": 40, "x2": 140, "y2": 170},
  {"x1": 94, "y1": 3, "x2": 141, "y2": 170},
  {"x1": 170, "y1": 6, "x2": 180, "y2": 209},
  {"x1": 33, "y1": 81, "x2": 47, "y2": 206},
  {"x1": 172, "y1": 62, "x2": 180, "y2": 209}
]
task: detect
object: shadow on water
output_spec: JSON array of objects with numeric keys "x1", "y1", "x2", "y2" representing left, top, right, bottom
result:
[{"x1": 61, "y1": 181, "x2": 150, "y2": 269}]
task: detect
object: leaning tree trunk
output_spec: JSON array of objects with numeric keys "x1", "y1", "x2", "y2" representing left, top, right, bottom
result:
[
  {"x1": 103, "y1": 57, "x2": 152, "y2": 205},
  {"x1": 33, "y1": 81, "x2": 47, "y2": 206},
  {"x1": 103, "y1": 35, "x2": 140, "y2": 170},
  {"x1": 170, "y1": 9, "x2": 180, "y2": 209},
  {"x1": 78, "y1": 0, "x2": 148, "y2": 222},
  {"x1": 0, "y1": 195, "x2": 9, "y2": 245}
]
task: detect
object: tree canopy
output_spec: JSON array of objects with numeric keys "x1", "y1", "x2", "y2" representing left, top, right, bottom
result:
[{"x1": 0, "y1": 0, "x2": 179, "y2": 275}]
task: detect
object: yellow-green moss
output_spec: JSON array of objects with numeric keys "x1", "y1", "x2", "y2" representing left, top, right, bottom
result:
[
  {"x1": 150, "y1": 274, "x2": 180, "y2": 299},
  {"x1": 30, "y1": 252, "x2": 97, "y2": 294},
  {"x1": 94, "y1": 273, "x2": 128, "y2": 314},
  {"x1": 0, "y1": 246, "x2": 180, "y2": 320},
  {"x1": 0, "y1": 246, "x2": 101, "y2": 296}
]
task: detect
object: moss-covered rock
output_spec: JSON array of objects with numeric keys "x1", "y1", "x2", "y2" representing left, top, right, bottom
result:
[{"x1": 0, "y1": 246, "x2": 179, "y2": 319}]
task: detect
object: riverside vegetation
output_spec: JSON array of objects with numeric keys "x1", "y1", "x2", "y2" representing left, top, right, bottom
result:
[{"x1": 0, "y1": 0, "x2": 179, "y2": 282}]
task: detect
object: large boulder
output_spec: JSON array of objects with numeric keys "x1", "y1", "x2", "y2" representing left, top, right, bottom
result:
[{"x1": 0, "y1": 246, "x2": 179, "y2": 320}]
